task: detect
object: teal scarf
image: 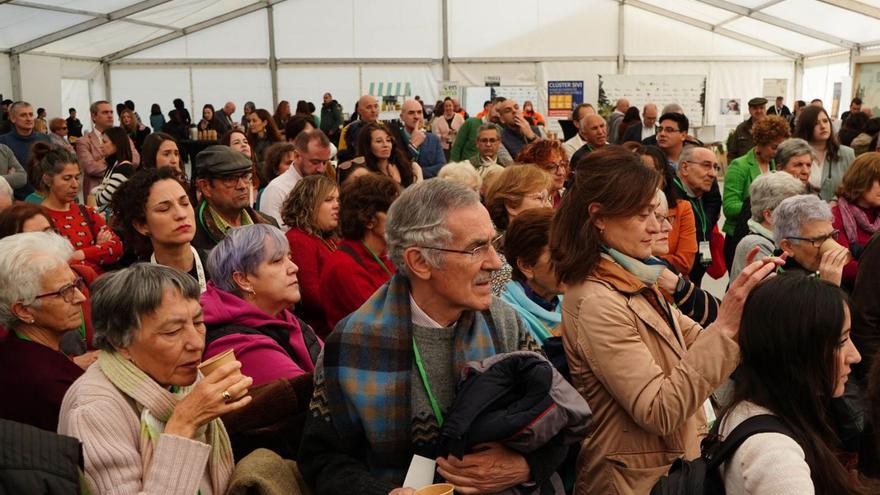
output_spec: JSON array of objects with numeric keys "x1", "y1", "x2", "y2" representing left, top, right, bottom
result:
[{"x1": 500, "y1": 280, "x2": 561, "y2": 344}]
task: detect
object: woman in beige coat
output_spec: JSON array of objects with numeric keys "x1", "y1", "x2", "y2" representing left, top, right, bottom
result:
[{"x1": 550, "y1": 146, "x2": 780, "y2": 494}]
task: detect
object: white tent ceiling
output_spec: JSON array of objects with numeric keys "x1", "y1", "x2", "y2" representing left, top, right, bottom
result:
[{"x1": 3, "y1": 0, "x2": 880, "y2": 61}]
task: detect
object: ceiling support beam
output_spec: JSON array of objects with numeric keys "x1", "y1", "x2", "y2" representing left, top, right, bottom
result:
[
  {"x1": 617, "y1": 1, "x2": 625, "y2": 73},
  {"x1": 818, "y1": 0, "x2": 880, "y2": 20},
  {"x1": 624, "y1": 0, "x2": 801, "y2": 59},
  {"x1": 441, "y1": 0, "x2": 450, "y2": 80},
  {"x1": 10, "y1": 54, "x2": 22, "y2": 100},
  {"x1": 694, "y1": 0, "x2": 857, "y2": 49},
  {"x1": 10, "y1": 0, "x2": 172, "y2": 54},
  {"x1": 267, "y1": 2, "x2": 278, "y2": 108},
  {"x1": 8, "y1": 0, "x2": 103, "y2": 17}
]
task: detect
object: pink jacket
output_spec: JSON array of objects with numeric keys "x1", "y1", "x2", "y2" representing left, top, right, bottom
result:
[{"x1": 75, "y1": 129, "x2": 140, "y2": 200}]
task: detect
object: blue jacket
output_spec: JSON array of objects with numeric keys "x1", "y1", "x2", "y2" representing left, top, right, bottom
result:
[{"x1": 412, "y1": 132, "x2": 446, "y2": 179}]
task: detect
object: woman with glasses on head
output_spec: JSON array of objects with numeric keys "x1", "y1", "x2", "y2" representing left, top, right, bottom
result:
[
  {"x1": 281, "y1": 174, "x2": 340, "y2": 338},
  {"x1": 0, "y1": 232, "x2": 89, "y2": 431},
  {"x1": 774, "y1": 194, "x2": 850, "y2": 286},
  {"x1": 516, "y1": 139, "x2": 569, "y2": 208},
  {"x1": 794, "y1": 105, "x2": 855, "y2": 202},
  {"x1": 484, "y1": 164, "x2": 552, "y2": 295}
]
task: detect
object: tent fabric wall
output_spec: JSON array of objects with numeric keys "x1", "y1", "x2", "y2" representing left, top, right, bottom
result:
[
  {"x1": 20, "y1": 54, "x2": 62, "y2": 118},
  {"x1": 0, "y1": 56, "x2": 12, "y2": 101}
]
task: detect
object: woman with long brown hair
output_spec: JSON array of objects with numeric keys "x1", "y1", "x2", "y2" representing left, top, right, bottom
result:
[
  {"x1": 246, "y1": 108, "x2": 283, "y2": 163},
  {"x1": 794, "y1": 105, "x2": 855, "y2": 201}
]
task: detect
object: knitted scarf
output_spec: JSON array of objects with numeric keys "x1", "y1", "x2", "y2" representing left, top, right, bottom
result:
[
  {"x1": 98, "y1": 351, "x2": 234, "y2": 495},
  {"x1": 318, "y1": 273, "x2": 500, "y2": 476},
  {"x1": 499, "y1": 280, "x2": 560, "y2": 344},
  {"x1": 836, "y1": 197, "x2": 880, "y2": 246}
]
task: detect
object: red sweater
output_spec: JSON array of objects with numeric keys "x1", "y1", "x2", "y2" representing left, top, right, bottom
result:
[
  {"x1": 319, "y1": 239, "x2": 395, "y2": 331},
  {"x1": 832, "y1": 204, "x2": 878, "y2": 289},
  {"x1": 45, "y1": 204, "x2": 122, "y2": 274},
  {"x1": 286, "y1": 227, "x2": 338, "y2": 337}
]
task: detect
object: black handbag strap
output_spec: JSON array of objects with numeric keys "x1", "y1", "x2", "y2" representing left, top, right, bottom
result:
[{"x1": 706, "y1": 414, "x2": 796, "y2": 470}]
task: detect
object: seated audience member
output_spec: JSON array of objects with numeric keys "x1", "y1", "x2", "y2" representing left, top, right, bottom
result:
[
  {"x1": 773, "y1": 194, "x2": 850, "y2": 286},
  {"x1": 319, "y1": 174, "x2": 399, "y2": 330},
  {"x1": 351, "y1": 121, "x2": 422, "y2": 187},
  {"x1": 522, "y1": 100, "x2": 546, "y2": 127},
  {"x1": 431, "y1": 99, "x2": 464, "y2": 159},
  {"x1": 0, "y1": 232, "x2": 87, "y2": 431},
  {"x1": 193, "y1": 145, "x2": 276, "y2": 251},
  {"x1": 246, "y1": 109, "x2": 283, "y2": 163},
  {"x1": 0, "y1": 202, "x2": 54, "y2": 238},
  {"x1": 59, "y1": 264, "x2": 251, "y2": 495},
  {"x1": 0, "y1": 101, "x2": 51, "y2": 200},
  {"x1": 632, "y1": 144, "x2": 697, "y2": 274},
  {"x1": 450, "y1": 97, "x2": 513, "y2": 163},
  {"x1": 337, "y1": 95, "x2": 379, "y2": 163},
  {"x1": 48, "y1": 118, "x2": 74, "y2": 152},
  {"x1": 35, "y1": 146, "x2": 122, "y2": 273},
  {"x1": 260, "y1": 130, "x2": 332, "y2": 228},
  {"x1": 730, "y1": 172, "x2": 804, "y2": 281},
  {"x1": 568, "y1": 114, "x2": 609, "y2": 168},
  {"x1": 500, "y1": 207, "x2": 561, "y2": 344},
  {"x1": 718, "y1": 274, "x2": 867, "y2": 494},
  {"x1": 0, "y1": 143, "x2": 27, "y2": 196},
  {"x1": 0, "y1": 177, "x2": 11, "y2": 213},
  {"x1": 256, "y1": 142, "x2": 295, "y2": 207},
  {"x1": 282, "y1": 175, "x2": 340, "y2": 337},
  {"x1": 140, "y1": 132, "x2": 182, "y2": 174},
  {"x1": 220, "y1": 129, "x2": 260, "y2": 190},
  {"x1": 467, "y1": 123, "x2": 508, "y2": 179},
  {"x1": 93, "y1": 126, "x2": 137, "y2": 208},
  {"x1": 723, "y1": 115, "x2": 791, "y2": 267},
  {"x1": 497, "y1": 98, "x2": 541, "y2": 158},
  {"x1": 202, "y1": 224, "x2": 321, "y2": 388},
  {"x1": 299, "y1": 179, "x2": 564, "y2": 494},
  {"x1": 121, "y1": 108, "x2": 150, "y2": 152},
  {"x1": 394, "y1": 99, "x2": 445, "y2": 178},
  {"x1": 110, "y1": 167, "x2": 207, "y2": 289},
  {"x1": 831, "y1": 152, "x2": 880, "y2": 289},
  {"x1": 551, "y1": 146, "x2": 779, "y2": 493},
  {"x1": 794, "y1": 105, "x2": 855, "y2": 201},
  {"x1": 484, "y1": 164, "x2": 552, "y2": 295},
  {"x1": 437, "y1": 161, "x2": 481, "y2": 193},
  {"x1": 516, "y1": 139, "x2": 570, "y2": 207},
  {"x1": 562, "y1": 103, "x2": 597, "y2": 159},
  {"x1": 198, "y1": 104, "x2": 217, "y2": 132}
]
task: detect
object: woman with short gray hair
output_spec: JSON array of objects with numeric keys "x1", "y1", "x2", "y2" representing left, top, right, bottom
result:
[
  {"x1": 729, "y1": 172, "x2": 804, "y2": 280},
  {"x1": 59, "y1": 263, "x2": 252, "y2": 495},
  {"x1": 201, "y1": 224, "x2": 321, "y2": 388},
  {"x1": 0, "y1": 231, "x2": 87, "y2": 432},
  {"x1": 774, "y1": 138, "x2": 814, "y2": 188},
  {"x1": 773, "y1": 194, "x2": 851, "y2": 285}
]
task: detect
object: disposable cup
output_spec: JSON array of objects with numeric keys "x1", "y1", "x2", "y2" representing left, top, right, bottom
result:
[
  {"x1": 414, "y1": 484, "x2": 454, "y2": 495},
  {"x1": 198, "y1": 348, "x2": 236, "y2": 377},
  {"x1": 819, "y1": 237, "x2": 852, "y2": 262}
]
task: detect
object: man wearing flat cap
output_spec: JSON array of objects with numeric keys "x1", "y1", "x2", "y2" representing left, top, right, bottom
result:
[
  {"x1": 192, "y1": 145, "x2": 277, "y2": 251},
  {"x1": 727, "y1": 97, "x2": 767, "y2": 162}
]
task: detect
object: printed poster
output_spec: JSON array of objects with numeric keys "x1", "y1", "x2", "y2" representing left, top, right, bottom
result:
[{"x1": 547, "y1": 80, "x2": 584, "y2": 117}]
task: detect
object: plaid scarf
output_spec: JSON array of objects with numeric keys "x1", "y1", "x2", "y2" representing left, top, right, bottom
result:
[
  {"x1": 318, "y1": 273, "x2": 501, "y2": 475},
  {"x1": 99, "y1": 351, "x2": 234, "y2": 495}
]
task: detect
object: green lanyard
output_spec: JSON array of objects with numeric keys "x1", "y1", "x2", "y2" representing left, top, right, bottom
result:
[
  {"x1": 362, "y1": 241, "x2": 392, "y2": 277},
  {"x1": 412, "y1": 338, "x2": 444, "y2": 427},
  {"x1": 674, "y1": 176, "x2": 707, "y2": 234}
]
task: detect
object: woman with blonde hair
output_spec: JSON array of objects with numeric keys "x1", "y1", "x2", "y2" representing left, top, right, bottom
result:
[
  {"x1": 281, "y1": 174, "x2": 340, "y2": 337},
  {"x1": 437, "y1": 161, "x2": 481, "y2": 193}
]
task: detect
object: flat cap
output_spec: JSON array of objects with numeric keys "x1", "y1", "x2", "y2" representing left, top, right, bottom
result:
[
  {"x1": 196, "y1": 145, "x2": 252, "y2": 177},
  {"x1": 748, "y1": 97, "x2": 768, "y2": 107}
]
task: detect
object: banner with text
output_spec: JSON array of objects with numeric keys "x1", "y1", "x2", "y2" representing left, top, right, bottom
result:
[{"x1": 547, "y1": 80, "x2": 584, "y2": 117}]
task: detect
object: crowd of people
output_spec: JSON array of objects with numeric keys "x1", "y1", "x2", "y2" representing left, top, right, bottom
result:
[{"x1": 0, "y1": 88, "x2": 880, "y2": 495}]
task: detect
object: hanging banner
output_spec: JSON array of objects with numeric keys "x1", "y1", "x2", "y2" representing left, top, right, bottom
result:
[{"x1": 547, "y1": 80, "x2": 584, "y2": 117}]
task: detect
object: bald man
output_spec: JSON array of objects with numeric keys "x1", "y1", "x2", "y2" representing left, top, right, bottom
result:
[
  {"x1": 568, "y1": 114, "x2": 608, "y2": 169},
  {"x1": 338, "y1": 95, "x2": 380, "y2": 162},
  {"x1": 393, "y1": 99, "x2": 446, "y2": 178},
  {"x1": 606, "y1": 98, "x2": 630, "y2": 144},
  {"x1": 622, "y1": 103, "x2": 658, "y2": 143},
  {"x1": 213, "y1": 101, "x2": 236, "y2": 136}
]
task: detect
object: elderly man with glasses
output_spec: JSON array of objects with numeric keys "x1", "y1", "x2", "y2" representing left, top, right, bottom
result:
[
  {"x1": 193, "y1": 145, "x2": 277, "y2": 251},
  {"x1": 467, "y1": 123, "x2": 509, "y2": 179},
  {"x1": 674, "y1": 146, "x2": 723, "y2": 286},
  {"x1": 299, "y1": 179, "x2": 573, "y2": 495}
]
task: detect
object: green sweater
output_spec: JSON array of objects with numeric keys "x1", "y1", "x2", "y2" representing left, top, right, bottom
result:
[
  {"x1": 450, "y1": 117, "x2": 483, "y2": 161},
  {"x1": 722, "y1": 147, "x2": 774, "y2": 236}
]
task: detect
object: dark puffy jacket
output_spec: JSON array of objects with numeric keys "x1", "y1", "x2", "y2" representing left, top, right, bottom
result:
[
  {"x1": 0, "y1": 418, "x2": 84, "y2": 494},
  {"x1": 440, "y1": 351, "x2": 592, "y2": 494}
]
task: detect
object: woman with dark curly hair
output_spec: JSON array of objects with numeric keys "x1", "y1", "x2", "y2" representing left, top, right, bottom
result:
[
  {"x1": 515, "y1": 139, "x2": 569, "y2": 208},
  {"x1": 723, "y1": 115, "x2": 791, "y2": 267},
  {"x1": 281, "y1": 174, "x2": 340, "y2": 336},
  {"x1": 319, "y1": 173, "x2": 400, "y2": 330},
  {"x1": 353, "y1": 121, "x2": 421, "y2": 187},
  {"x1": 109, "y1": 167, "x2": 208, "y2": 291}
]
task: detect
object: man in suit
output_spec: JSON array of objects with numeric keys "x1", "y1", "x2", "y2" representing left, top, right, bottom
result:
[
  {"x1": 213, "y1": 101, "x2": 236, "y2": 137},
  {"x1": 622, "y1": 103, "x2": 658, "y2": 143},
  {"x1": 767, "y1": 96, "x2": 791, "y2": 119},
  {"x1": 75, "y1": 100, "x2": 140, "y2": 201}
]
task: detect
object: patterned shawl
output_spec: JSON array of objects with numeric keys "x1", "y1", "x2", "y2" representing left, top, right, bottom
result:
[{"x1": 99, "y1": 351, "x2": 234, "y2": 495}]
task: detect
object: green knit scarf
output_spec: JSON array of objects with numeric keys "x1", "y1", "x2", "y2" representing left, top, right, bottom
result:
[{"x1": 99, "y1": 351, "x2": 234, "y2": 495}]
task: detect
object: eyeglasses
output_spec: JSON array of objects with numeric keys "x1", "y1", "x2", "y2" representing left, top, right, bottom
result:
[
  {"x1": 539, "y1": 162, "x2": 568, "y2": 173},
  {"x1": 418, "y1": 234, "x2": 504, "y2": 261},
  {"x1": 655, "y1": 214, "x2": 674, "y2": 225},
  {"x1": 787, "y1": 229, "x2": 839, "y2": 248},
  {"x1": 682, "y1": 160, "x2": 721, "y2": 173},
  {"x1": 657, "y1": 126, "x2": 683, "y2": 134},
  {"x1": 215, "y1": 172, "x2": 252, "y2": 188},
  {"x1": 34, "y1": 277, "x2": 85, "y2": 304}
]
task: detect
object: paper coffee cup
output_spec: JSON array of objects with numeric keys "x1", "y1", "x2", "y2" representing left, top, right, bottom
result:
[
  {"x1": 414, "y1": 483, "x2": 454, "y2": 495},
  {"x1": 819, "y1": 237, "x2": 853, "y2": 263},
  {"x1": 198, "y1": 349, "x2": 237, "y2": 377}
]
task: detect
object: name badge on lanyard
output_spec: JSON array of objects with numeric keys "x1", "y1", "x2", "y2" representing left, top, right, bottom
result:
[{"x1": 699, "y1": 240, "x2": 712, "y2": 265}]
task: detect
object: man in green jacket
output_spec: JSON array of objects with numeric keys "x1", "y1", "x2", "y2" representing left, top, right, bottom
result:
[{"x1": 320, "y1": 92, "x2": 344, "y2": 146}]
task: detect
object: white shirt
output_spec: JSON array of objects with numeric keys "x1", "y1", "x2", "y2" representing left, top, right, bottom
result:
[
  {"x1": 410, "y1": 294, "x2": 446, "y2": 328},
  {"x1": 563, "y1": 134, "x2": 586, "y2": 163},
  {"x1": 641, "y1": 125, "x2": 655, "y2": 141},
  {"x1": 258, "y1": 165, "x2": 303, "y2": 230}
]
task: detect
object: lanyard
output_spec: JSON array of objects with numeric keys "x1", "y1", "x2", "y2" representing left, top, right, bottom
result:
[
  {"x1": 412, "y1": 338, "x2": 444, "y2": 427},
  {"x1": 152, "y1": 246, "x2": 206, "y2": 293},
  {"x1": 362, "y1": 241, "x2": 392, "y2": 277},
  {"x1": 674, "y1": 176, "x2": 707, "y2": 234},
  {"x1": 320, "y1": 236, "x2": 338, "y2": 253}
]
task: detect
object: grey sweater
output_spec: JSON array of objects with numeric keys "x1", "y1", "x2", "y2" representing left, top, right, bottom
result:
[{"x1": 0, "y1": 143, "x2": 27, "y2": 190}]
